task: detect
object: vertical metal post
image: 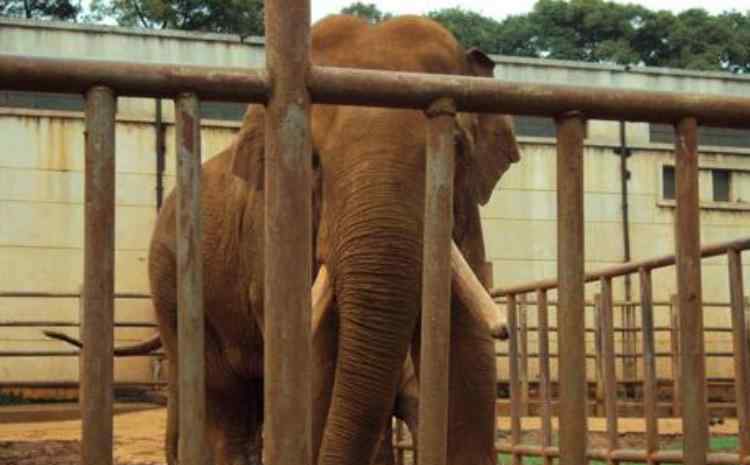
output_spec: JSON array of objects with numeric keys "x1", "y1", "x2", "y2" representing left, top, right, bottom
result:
[
  {"x1": 674, "y1": 117, "x2": 708, "y2": 465},
  {"x1": 728, "y1": 250, "x2": 750, "y2": 461},
  {"x1": 507, "y1": 294, "x2": 522, "y2": 465},
  {"x1": 418, "y1": 97, "x2": 456, "y2": 465},
  {"x1": 599, "y1": 278, "x2": 618, "y2": 460},
  {"x1": 519, "y1": 294, "x2": 530, "y2": 416},
  {"x1": 155, "y1": 98, "x2": 166, "y2": 211},
  {"x1": 594, "y1": 294, "x2": 605, "y2": 417},
  {"x1": 81, "y1": 86, "x2": 116, "y2": 465},
  {"x1": 669, "y1": 294, "x2": 681, "y2": 416},
  {"x1": 639, "y1": 267, "x2": 659, "y2": 464},
  {"x1": 264, "y1": 1, "x2": 312, "y2": 465},
  {"x1": 556, "y1": 112, "x2": 587, "y2": 465},
  {"x1": 537, "y1": 289, "x2": 553, "y2": 465},
  {"x1": 175, "y1": 93, "x2": 206, "y2": 465}
]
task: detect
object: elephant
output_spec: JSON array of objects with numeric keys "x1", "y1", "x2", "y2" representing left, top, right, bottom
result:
[{"x1": 46, "y1": 13, "x2": 519, "y2": 465}]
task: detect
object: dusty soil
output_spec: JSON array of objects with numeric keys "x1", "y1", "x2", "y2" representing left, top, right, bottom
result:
[
  {"x1": 0, "y1": 405, "x2": 166, "y2": 465},
  {"x1": 0, "y1": 405, "x2": 742, "y2": 465}
]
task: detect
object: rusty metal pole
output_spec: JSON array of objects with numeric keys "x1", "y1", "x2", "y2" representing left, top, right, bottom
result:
[
  {"x1": 519, "y1": 294, "x2": 530, "y2": 416},
  {"x1": 263, "y1": 1, "x2": 312, "y2": 465},
  {"x1": 175, "y1": 93, "x2": 206, "y2": 465},
  {"x1": 81, "y1": 86, "x2": 116, "y2": 465},
  {"x1": 599, "y1": 278, "x2": 619, "y2": 460},
  {"x1": 669, "y1": 294, "x2": 681, "y2": 416},
  {"x1": 507, "y1": 294, "x2": 522, "y2": 465},
  {"x1": 674, "y1": 117, "x2": 708, "y2": 465},
  {"x1": 536, "y1": 289, "x2": 553, "y2": 465},
  {"x1": 418, "y1": 97, "x2": 456, "y2": 465},
  {"x1": 594, "y1": 294, "x2": 605, "y2": 417},
  {"x1": 728, "y1": 249, "x2": 750, "y2": 461},
  {"x1": 638, "y1": 267, "x2": 659, "y2": 464},
  {"x1": 556, "y1": 112, "x2": 588, "y2": 465}
]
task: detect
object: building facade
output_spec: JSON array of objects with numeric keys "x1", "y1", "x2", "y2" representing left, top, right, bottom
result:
[{"x1": 1, "y1": 18, "x2": 748, "y2": 386}]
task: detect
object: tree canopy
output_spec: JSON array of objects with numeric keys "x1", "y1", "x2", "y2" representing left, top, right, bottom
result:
[
  {"x1": 426, "y1": 0, "x2": 750, "y2": 72},
  {"x1": 340, "y1": 2, "x2": 392, "y2": 24},
  {"x1": 86, "y1": 0, "x2": 264, "y2": 37},
  {"x1": 2, "y1": 0, "x2": 747, "y2": 73},
  {"x1": 0, "y1": 0, "x2": 79, "y2": 21}
]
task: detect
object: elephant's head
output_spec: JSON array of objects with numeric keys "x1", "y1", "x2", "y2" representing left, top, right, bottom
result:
[{"x1": 306, "y1": 15, "x2": 520, "y2": 465}]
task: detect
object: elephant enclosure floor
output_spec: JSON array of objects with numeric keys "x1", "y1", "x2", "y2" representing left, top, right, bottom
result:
[
  {"x1": 1, "y1": 404, "x2": 742, "y2": 465},
  {"x1": 0, "y1": 405, "x2": 166, "y2": 465}
]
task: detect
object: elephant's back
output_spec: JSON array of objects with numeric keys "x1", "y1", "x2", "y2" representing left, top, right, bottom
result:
[{"x1": 311, "y1": 15, "x2": 466, "y2": 76}]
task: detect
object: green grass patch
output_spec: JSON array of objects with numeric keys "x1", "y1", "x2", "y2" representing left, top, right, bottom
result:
[{"x1": 498, "y1": 436, "x2": 739, "y2": 465}]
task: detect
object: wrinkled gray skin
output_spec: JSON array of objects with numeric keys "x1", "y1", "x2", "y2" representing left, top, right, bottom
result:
[{"x1": 144, "y1": 13, "x2": 520, "y2": 465}]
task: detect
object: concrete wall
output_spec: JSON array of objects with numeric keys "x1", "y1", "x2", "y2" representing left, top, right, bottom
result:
[{"x1": 1, "y1": 18, "x2": 749, "y2": 387}]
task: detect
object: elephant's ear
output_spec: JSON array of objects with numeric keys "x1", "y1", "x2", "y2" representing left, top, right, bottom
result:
[
  {"x1": 457, "y1": 112, "x2": 521, "y2": 206},
  {"x1": 466, "y1": 47, "x2": 495, "y2": 78},
  {"x1": 229, "y1": 105, "x2": 266, "y2": 190}
]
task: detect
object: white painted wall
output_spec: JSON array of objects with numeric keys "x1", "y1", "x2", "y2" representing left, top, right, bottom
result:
[{"x1": 1, "y1": 18, "x2": 748, "y2": 386}]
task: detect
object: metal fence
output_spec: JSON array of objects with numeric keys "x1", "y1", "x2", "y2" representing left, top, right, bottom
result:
[
  {"x1": 490, "y1": 237, "x2": 750, "y2": 465},
  {"x1": 2, "y1": 0, "x2": 750, "y2": 464}
]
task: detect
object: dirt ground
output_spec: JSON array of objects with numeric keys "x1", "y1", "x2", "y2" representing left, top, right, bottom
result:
[
  {"x1": 0, "y1": 405, "x2": 742, "y2": 465},
  {"x1": 0, "y1": 405, "x2": 166, "y2": 465}
]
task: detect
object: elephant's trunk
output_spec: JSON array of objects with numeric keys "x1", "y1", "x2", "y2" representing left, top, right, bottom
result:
[{"x1": 318, "y1": 163, "x2": 423, "y2": 465}]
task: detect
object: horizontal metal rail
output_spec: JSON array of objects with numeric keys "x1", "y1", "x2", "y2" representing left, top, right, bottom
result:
[
  {"x1": 493, "y1": 236, "x2": 750, "y2": 297},
  {"x1": 0, "y1": 292, "x2": 150, "y2": 299},
  {"x1": 0, "y1": 381, "x2": 166, "y2": 388},
  {"x1": 0, "y1": 351, "x2": 164, "y2": 357},
  {"x1": 3, "y1": 55, "x2": 750, "y2": 128},
  {"x1": 0, "y1": 321, "x2": 156, "y2": 327}
]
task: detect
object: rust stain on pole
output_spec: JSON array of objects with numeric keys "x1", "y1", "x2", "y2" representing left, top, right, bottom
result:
[
  {"x1": 263, "y1": 1, "x2": 312, "y2": 465},
  {"x1": 507, "y1": 294, "x2": 522, "y2": 465},
  {"x1": 638, "y1": 267, "x2": 659, "y2": 464},
  {"x1": 418, "y1": 97, "x2": 456, "y2": 465},
  {"x1": 674, "y1": 117, "x2": 708, "y2": 465},
  {"x1": 598, "y1": 278, "x2": 619, "y2": 460},
  {"x1": 728, "y1": 249, "x2": 750, "y2": 460},
  {"x1": 81, "y1": 85, "x2": 116, "y2": 465},
  {"x1": 536, "y1": 289, "x2": 553, "y2": 465},
  {"x1": 175, "y1": 92, "x2": 206, "y2": 465},
  {"x1": 556, "y1": 112, "x2": 587, "y2": 465}
]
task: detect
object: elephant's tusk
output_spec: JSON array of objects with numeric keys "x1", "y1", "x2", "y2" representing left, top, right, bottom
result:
[
  {"x1": 451, "y1": 242, "x2": 509, "y2": 340},
  {"x1": 312, "y1": 265, "x2": 334, "y2": 336}
]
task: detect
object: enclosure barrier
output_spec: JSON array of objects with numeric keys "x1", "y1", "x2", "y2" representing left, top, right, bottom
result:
[
  {"x1": 490, "y1": 296, "x2": 749, "y2": 418},
  {"x1": 491, "y1": 237, "x2": 750, "y2": 465},
  {"x1": 3, "y1": 0, "x2": 750, "y2": 463}
]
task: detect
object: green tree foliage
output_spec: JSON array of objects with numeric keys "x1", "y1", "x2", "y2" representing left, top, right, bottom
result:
[
  {"x1": 340, "y1": 2, "x2": 391, "y2": 24},
  {"x1": 87, "y1": 0, "x2": 264, "y2": 37},
  {"x1": 428, "y1": 0, "x2": 750, "y2": 73},
  {"x1": 426, "y1": 7, "x2": 503, "y2": 53},
  {"x1": 0, "y1": 0, "x2": 79, "y2": 20}
]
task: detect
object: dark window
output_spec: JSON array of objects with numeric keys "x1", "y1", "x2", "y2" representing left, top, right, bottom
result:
[
  {"x1": 513, "y1": 115, "x2": 556, "y2": 138},
  {"x1": 663, "y1": 165, "x2": 675, "y2": 200},
  {"x1": 0, "y1": 91, "x2": 247, "y2": 122},
  {"x1": 713, "y1": 169, "x2": 731, "y2": 202},
  {"x1": 0, "y1": 91, "x2": 83, "y2": 112},
  {"x1": 650, "y1": 123, "x2": 750, "y2": 149},
  {"x1": 200, "y1": 102, "x2": 246, "y2": 121}
]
